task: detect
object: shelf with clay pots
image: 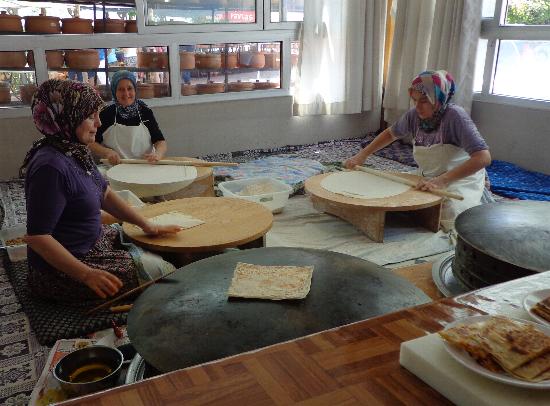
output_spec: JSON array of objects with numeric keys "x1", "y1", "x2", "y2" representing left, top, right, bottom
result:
[
  {"x1": 182, "y1": 66, "x2": 280, "y2": 73},
  {"x1": 49, "y1": 66, "x2": 169, "y2": 73},
  {"x1": 0, "y1": 67, "x2": 34, "y2": 72}
]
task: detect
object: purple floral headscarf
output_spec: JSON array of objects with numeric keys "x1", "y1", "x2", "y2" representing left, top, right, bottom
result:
[{"x1": 20, "y1": 79, "x2": 103, "y2": 177}]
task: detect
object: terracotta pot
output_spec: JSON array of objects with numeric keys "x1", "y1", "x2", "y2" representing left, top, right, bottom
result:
[
  {"x1": 0, "y1": 11, "x2": 23, "y2": 33},
  {"x1": 196, "y1": 81, "x2": 225, "y2": 94},
  {"x1": 62, "y1": 17, "x2": 93, "y2": 34},
  {"x1": 25, "y1": 14, "x2": 61, "y2": 34},
  {"x1": 227, "y1": 80, "x2": 254, "y2": 92},
  {"x1": 27, "y1": 50, "x2": 64, "y2": 69},
  {"x1": 20, "y1": 84, "x2": 37, "y2": 104},
  {"x1": 253, "y1": 80, "x2": 279, "y2": 90},
  {"x1": 0, "y1": 51, "x2": 27, "y2": 68},
  {"x1": 137, "y1": 52, "x2": 168, "y2": 69},
  {"x1": 0, "y1": 82, "x2": 11, "y2": 104},
  {"x1": 125, "y1": 20, "x2": 137, "y2": 33},
  {"x1": 239, "y1": 51, "x2": 265, "y2": 69},
  {"x1": 264, "y1": 52, "x2": 280, "y2": 69},
  {"x1": 137, "y1": 83, "x2": 154, "y2": 99},
  {"x1": 94, "y1": 18, "x2": 125, "y2": 33},
  {"x1": 64, "y1": 49, "x2": 100, "y2": 70},
  {"x1": 195, "y1": 53, "x2": 221, "y2": 69},
  {"x1": 152, "y1": 83, "x2": 170, "y2": 98},
  {"x1": 221, "y1": 52, "x2": 238, "y2": 69},
  {"x1": 181, "y1": 83, "x2": 197, "y2": 96},
  {"x1": 179, "y1": 51, "x2": 195, "y2": 70},
  {"x1": 94, "y1": 85, "x2": 112, "y2": 101}
]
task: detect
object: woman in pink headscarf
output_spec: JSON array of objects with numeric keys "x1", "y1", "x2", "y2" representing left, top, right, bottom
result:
[{"x1": 344, "y1": 70, "x2": 491, "y2": 231}]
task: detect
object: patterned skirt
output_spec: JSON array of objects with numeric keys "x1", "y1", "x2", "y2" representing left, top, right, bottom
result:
[{"x1": 28, "y1": 226, "x2": 140, "y2": 305}]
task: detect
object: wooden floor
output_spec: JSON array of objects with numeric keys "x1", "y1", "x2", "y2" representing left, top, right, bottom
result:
[{"x1": 391, "y1": 262, "x2": 443, "y2": 301}]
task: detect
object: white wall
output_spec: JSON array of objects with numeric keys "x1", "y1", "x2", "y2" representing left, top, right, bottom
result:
[
  {"x1": 471, "y1": 101, "x2": 550, "y2": 175},
  {"x1": 0, "y1": 96, "x2": 378, "y2": 180}
]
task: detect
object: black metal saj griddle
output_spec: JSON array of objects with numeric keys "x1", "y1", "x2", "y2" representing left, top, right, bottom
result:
[{"x1": 127, "y1": 247, "x2": 430, "y2": 373}]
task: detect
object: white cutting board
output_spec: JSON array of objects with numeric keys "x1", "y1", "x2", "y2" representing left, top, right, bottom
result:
[{"x1": 400, "y1": 333, "x2": 550, "y2": 406}]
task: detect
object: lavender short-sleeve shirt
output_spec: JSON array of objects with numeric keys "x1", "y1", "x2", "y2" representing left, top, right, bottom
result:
[
  {"x1": 390, "y1": 104, "x2": 488, "y2": 154},
  {"x1": 25, "y1": 146, "x2": 107, "y2": 270}
]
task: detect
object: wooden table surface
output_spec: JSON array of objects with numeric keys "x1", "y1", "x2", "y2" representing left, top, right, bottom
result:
[
  {"x1": 122, "y1": 197, "x2": 273, "y2": 253},
  {"x1": 59, "y1": 271, "x2": 550, "y2": 406}
]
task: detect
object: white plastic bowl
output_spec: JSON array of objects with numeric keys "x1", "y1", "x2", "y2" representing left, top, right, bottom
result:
[
  {"x1": 218, "y1": 177, "x2": 292, "y2": 213},
  {"x1": 0, "y1": 225, "x2": 27, "y2": 262}
]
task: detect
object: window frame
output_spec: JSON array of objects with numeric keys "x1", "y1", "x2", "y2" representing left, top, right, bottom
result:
[{"x1": 475, "y1": 0, "x2": 550, "y2": 110}]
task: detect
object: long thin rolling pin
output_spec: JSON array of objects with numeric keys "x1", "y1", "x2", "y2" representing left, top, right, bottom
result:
[
  {"x1": 354, "y1": 165, "x2": 464, "y2": 201},
  {"x1": 86, "y1": 274, "x2": 168, "y2": 315},
  {"x1": 100, "y1": 158, "x2": 238, "y2": 167}
]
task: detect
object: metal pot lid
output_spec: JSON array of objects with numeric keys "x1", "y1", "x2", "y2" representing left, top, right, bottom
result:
[
  {"x1": 431, "y1": 253, "x2": 470, "y2": 297},
  {"x1": 127, "y1": 247, "x2": 430, "y2": 373},
  {"x1": 455, "y1": 201, "x2": 550, "y2": 272}
]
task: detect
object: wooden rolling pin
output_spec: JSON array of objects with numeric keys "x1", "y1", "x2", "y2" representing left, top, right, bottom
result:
[
  {"x1": 354, "y1": 166, "x2": 464, "y2": 201},
  {"x1": 100, "y1": 158, "x2": 238, "y2": 167},
  {"x1": 87, "y1": 272, "x2": 173, "y2": 315}
]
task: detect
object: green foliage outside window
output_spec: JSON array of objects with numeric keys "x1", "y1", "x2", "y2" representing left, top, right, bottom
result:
[{"x1": 507, "y1": 0, "x2": 550, "y2": 25}]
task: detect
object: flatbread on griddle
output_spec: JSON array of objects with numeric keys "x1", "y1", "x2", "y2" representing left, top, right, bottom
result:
[{"x1": 227, "y1": 262, "x2": 314, "y2": 300}]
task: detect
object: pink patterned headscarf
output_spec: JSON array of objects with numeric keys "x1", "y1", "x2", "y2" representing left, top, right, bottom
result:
[{"x1": 410, "y1": 70, "x2": 456, "y2": 132}]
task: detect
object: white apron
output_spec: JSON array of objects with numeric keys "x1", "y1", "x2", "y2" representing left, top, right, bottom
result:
[
  {"x1": 102, "y1": 106, "x2": 153, "y2": 159},
  {"x1": 413, "y1": 142, "x2": 485, "y2": 232}
]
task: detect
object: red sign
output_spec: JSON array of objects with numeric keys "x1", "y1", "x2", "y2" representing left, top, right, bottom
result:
[{"x1": 214, "y1": 10, "x2": 255, "y2": 23}]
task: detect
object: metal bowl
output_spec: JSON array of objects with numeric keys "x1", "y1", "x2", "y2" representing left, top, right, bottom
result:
[{"x1": 53, "y1": 345, "x2": 124, "y2": 398}]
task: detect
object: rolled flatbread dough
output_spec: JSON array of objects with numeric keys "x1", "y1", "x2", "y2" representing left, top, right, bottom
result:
[
  {"x1": 227, "y1": 262, "x2": 314, "y2": 300},
  {"x1": 321, "y1": 171, "x2": 410, "y2": 199},
  {"x1": 107, "y1": 164, "x2": 197, "y2": 185},
  {"x1": 150, "y1": 211, "x2": 204, "y2": 229}
]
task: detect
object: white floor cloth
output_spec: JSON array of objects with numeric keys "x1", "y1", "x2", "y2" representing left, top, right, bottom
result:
[{"x1": 266, "y1": 195, "x2": 453, "y2": 268}]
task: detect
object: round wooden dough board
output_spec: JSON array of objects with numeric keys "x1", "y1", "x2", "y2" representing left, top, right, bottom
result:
[
  {"x1": 122, "y1": 197, "x2": 274, "y2": 253},
  {"x1": 306, "y1": 172, "x2": 443, "y2": 210},
  {"x1": 107, "y1": 164, "x2": 197, "y2": 198}
]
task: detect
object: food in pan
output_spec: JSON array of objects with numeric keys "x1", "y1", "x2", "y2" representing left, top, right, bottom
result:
[
  {"x1": 532, "y1": 297, "x2": 550, "y2": 323},
  {"x1": 439, "y1": 316, "x2": 550, "y2": 382}
]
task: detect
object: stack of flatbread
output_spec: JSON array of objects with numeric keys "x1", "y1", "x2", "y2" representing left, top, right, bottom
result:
[
  {"x1": 532, "y1": 297, "x2": 550, "y2": 322},
  {"x1": 227, "y1": 262, "x2": 314, "y2": 300},
  {"x1": 439, "y1": 316, "x2": 550, "y2": 382}
]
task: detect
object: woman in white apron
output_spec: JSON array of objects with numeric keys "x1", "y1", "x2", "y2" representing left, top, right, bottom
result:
[
  {"x1": 344, "y1": 70, "x2": 491, "y2": 231},
  {"x1": 89, "y1": 70, "x2": 167, "y2": 166}
]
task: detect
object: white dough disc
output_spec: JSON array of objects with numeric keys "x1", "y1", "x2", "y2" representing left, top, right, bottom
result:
[
  {"x1": 321, "y1": 171, "x2": 410, "y2": 199},
  {"x1": 106, "y1": 164, "x2": 197, "y2": 197},
  {"x1": 150, "y1": 211, "x2": 204, "y2": 229}
]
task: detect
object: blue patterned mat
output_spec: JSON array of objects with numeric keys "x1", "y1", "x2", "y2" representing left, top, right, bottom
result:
[{"x1": 487, "y1": 160, "x2": 550, "y2": 201}]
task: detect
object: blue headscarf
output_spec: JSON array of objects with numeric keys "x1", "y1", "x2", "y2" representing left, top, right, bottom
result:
[{"x1": 110, "y1": 70, "x2": 143, "y2": 120}]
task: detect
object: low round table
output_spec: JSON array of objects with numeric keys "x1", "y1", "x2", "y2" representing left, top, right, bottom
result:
[
  {"x1": 127, "y1": 247, "x2": 431, "y2": 373},
  {"x1": 122, "y1": 197, "x2": 273, "y2": 264},
  {"x1": 305, "y1": 172, "x2": 443, "y2": 242}
]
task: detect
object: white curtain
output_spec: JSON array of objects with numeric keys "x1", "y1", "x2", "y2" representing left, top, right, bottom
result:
[
  {"x1": 383, "y1": 0, "x2": 482, "y2": 124},
  {"x1": 294, "y1": 0, "x2": 387, "y2": 116}
]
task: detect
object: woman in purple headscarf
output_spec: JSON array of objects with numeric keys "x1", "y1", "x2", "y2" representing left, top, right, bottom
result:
[
  {"x1": 20, "y1": 79, "x2": 181, "y2": 305},
  {"x1": 344, "y1": 70, "x2": 491, "y2": 231}
]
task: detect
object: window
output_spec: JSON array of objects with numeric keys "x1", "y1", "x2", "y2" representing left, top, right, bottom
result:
[
  {"x1": 475, "y1": 0, "x2": 550, "y2": 105},
  {"x1": 270, "y1": 0, "x2": 304, "y2": 23},
  {"x1": 0, "y1": 51, "x2": 36, "y2": 107},
  {"x1": 144, "y1": 0, "x2": 257, "y2": 26}
]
